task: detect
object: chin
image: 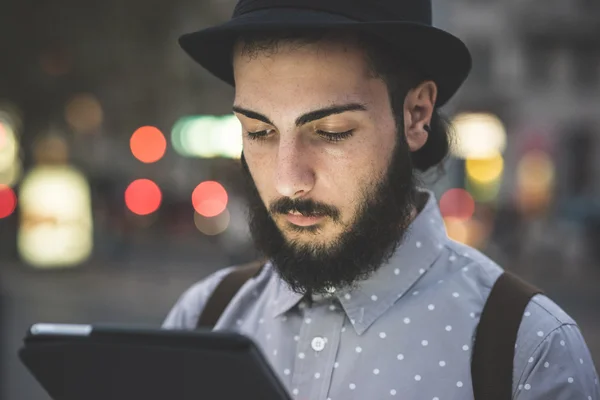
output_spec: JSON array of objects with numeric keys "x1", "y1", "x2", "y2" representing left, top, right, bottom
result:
[{"x1": 283, "y1": 226, "x2": 341, "y2": 246}]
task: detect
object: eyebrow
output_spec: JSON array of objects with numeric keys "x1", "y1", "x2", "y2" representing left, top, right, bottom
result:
[{"x1": 232, "y1": 103, "x2": 368, "y2": 127}]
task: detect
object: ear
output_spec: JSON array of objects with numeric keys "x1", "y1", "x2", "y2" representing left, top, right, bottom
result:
[{"x1": 403, "y1": 81, "x2": 437, "y2": 152}]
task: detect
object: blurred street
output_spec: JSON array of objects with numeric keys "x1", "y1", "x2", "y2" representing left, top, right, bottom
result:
[{"x1": 1, "y1": 0, "x2": 599, "y2": 398}]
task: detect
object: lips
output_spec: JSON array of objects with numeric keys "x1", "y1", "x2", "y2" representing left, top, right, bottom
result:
[{"x1": 284, "y1": 212, "x2": 325, "y2": 227}]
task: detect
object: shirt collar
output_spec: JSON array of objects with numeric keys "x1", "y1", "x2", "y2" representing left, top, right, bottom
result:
[{"x1": 271, "y1": 189, "x2": 448, "y2": 335}]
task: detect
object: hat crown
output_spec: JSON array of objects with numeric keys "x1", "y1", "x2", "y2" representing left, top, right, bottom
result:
[{"x1": 233, "y1": 0, "x2": 432, "y2": 25}]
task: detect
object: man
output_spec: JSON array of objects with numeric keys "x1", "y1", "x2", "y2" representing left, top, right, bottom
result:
[{"x1": 164, "y1": 0, "x2": 600, "y2": 398}]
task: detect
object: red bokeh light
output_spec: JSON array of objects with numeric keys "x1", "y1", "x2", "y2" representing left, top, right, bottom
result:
[
  {"x1": 0, "y1": 185, "x2": 17, "y2": 219},
  {"x1": 125, "y1": 179, "x2": 162, "y2": 215},
  {"x1": 130, "y1": 126, "x2": 167, "y2": 163},
  {"x1": 192, "y1": 181, "x2": 228, "y2": 217},
  {"x1": 439, "y1": 188, "x2": 475, "y2": 221}
]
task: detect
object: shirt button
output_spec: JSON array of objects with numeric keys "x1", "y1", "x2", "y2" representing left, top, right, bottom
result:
[{"x1": 311, "y1": 336, "x2": 326, "y2": 352}]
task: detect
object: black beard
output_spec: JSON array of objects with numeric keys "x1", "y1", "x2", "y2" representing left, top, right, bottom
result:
[{"x1": 241, "y1": 133, "x2": 417, "y2": 296}]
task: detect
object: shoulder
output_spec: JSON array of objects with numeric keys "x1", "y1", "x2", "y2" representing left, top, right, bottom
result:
[
  {"x1": 162, "y1": 261, "x2": 274, "y2": 330},
  {"x1": 161, "y1": 266, "x2": 238, "y2": 330},
  {"x1": 437, "y1": 239, "x2": 504, "y2": 305},
  {"x1": 443, "y1": 242, "x2": 599, "y2": 397},
  {"x1": 445, "y1": 241, "x2": 582, "y2": 345},
  {"x1": 511, "y1": 290, "x2": 599, "y2": 398},
  {"x1": 512, "y1": 320, "x2": 599, "y2": 398}
]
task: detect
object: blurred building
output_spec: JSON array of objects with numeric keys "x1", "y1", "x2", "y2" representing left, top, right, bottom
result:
[{"x1": 447, "y1": 0, "x2": 600, "y2": 198}]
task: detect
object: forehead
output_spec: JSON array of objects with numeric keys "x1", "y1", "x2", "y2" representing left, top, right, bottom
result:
[{"x1": 232, "y1": 37, "x2": 385, "y2": 108}]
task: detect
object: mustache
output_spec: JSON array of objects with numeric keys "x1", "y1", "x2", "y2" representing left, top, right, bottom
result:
[{"x1": 269, "y1": 197, "x2": 341, "y2": 221}]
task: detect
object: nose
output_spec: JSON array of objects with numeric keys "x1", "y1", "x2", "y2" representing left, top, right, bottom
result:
[{"x1": 274, "y1": 137, "x2": 315, "y2": 199}]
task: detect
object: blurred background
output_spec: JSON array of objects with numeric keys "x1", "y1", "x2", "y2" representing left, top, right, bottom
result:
[{"x1": 0, "y1": 0, "x2": 599, "y2": 398}]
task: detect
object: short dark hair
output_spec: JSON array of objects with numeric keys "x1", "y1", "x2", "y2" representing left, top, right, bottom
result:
[{"x1": 235, "y1": 29, "x2": 452, "y2": 172}]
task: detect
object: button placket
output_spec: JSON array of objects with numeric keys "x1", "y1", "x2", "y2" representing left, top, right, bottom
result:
[
  {"x1": 289, "y1": 304, "x2": 314, "y2": 398},
  {"x1": 309, "y1": 302, "x2": 345, "y2": 400}
]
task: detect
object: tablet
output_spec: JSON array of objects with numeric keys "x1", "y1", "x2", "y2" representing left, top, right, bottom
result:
[{"x1": 19, "y1": 323, "x2": 292, "y2": 400}]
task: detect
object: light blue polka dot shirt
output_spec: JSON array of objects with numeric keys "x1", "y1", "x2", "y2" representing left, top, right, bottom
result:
[{"x1": 164, "y1": 190, "x2": 599, "y2": 400}]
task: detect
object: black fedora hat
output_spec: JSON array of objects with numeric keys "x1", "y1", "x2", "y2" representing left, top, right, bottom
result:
[{"x1": 179, "y1": 0, "x2": 472, "y2": 106}]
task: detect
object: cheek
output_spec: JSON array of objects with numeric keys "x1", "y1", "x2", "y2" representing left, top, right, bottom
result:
[
  {"x1": 338, "y1": 132, "x2": 396, "y2": 186},
  {"x1": 323, "y1": 144, "x2": 392, "y2": 215},
  {"x1": 243, "y1": 144, "x2": 276, "y2": 199}
]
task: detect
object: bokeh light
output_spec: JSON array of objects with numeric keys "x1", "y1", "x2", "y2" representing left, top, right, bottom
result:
[
  {"x1": 0, "y1": 160, "x2": 22, "y2": 187},
  {"x1": 439, "y1": 188, "x2": 475, "y2": 221},
  {"x1": 18, "y1": 166, "x2": 93, "y2": 268},
  {"x1": 466, "y1": 153, "x2": 504, "y2": 184},
  {"x1": 0, "y1": 123, "x2": 6, "y2": 150},
  {"x1": 65, "y1": 93, "x2": 103, "y2": 133},
  {"x1": 451, "y1": 113, "x2": 507, "y2": 159},
  {"x1": 516, "y1": 150, "x2": 555, "y2": 215},
  {"x1": 517, "y1": 150, "x2": 555, "y2": 192},
  {"x1": 443, "y1": 217, "x2": 470, "y2": 244},
  {"x1": 0, "y1": 102, "x2": 23, "y2": 132},
  {"x1": 130, "y1": 126, "x2": 167, "y2": 163},
  {"x1": 194, "y1": 209, "x2": 231, "y2": 236},
  {"x1": 192, "y1": 181, "x2": 228, "y2": 217},
  {"x1": 0, "y1": 121, "x2": 18, "y2": 171},
  {"x1": 443, "y1": 217, "x2": 489, "y2": 249},
  {"x1": 33, "y1": 134, "x2": 69, "y2": 165},
  {"x1": 0, "y1": 185, "x2": 17, "y2": 218},
  {"x1": 40, "y1": 46, "x2": 73, "y2": 76},
  {"x1": 466, "y1": 177, "x2": 501, "y2": 204},
  {"x1": 172, "y1": 115, "x2": 242, "y2": 159},
  {"x1": 0, "y1": 115, "x2": 22, "y2": 187},
  {"x1": 125, "y1": 179, "x2": 162, "y2": 215}
]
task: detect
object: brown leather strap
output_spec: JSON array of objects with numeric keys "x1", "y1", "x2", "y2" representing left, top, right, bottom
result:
[
  {"x1": 471, "y1": 271, "x2": 543, "y2": 400},
  {"x1": 196, "y1": 260, "x2": 265, "y2": 329}
]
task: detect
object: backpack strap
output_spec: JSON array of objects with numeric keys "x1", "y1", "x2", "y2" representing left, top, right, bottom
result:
[
  {"x1": 471, "y1": 271, "x2": 543, "y2": 400},
  {"x1": 196, "y1": 260, "x2": 266, "y2": 329}
]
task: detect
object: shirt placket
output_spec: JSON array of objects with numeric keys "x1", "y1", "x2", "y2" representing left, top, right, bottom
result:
[{"x1": 290, "y1": 299, "x2": 345, "y2": 400}]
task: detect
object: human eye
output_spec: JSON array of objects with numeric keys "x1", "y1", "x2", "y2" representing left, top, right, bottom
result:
[
  {"x1": 245, "y1": 129, "x2": 274, "y2": 141},
  {"x1": 316, "y1": 129, "x2": 354, "y2": 143}
]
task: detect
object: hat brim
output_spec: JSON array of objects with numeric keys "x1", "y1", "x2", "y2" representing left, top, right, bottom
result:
[{"x1": 179, "y1": 8, "x2": 472, "y2": 106}]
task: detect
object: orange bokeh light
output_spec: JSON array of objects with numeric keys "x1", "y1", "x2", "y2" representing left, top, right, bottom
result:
[
  {"x1": 192, "y1": 181, "x2": 228, "y2": 217},
  {"x1": 0, "y1": 185, "x2": 17, "y2": 218},
  {"x1": 439, "y1": 188, "x2": 475, "y2": 221},
  {"x1": 65, "y1": 94, "x2": 104, "y2": 133},
  {"x1": 125, "y1": 179, "x2": 162, "y2": 216},
  {"x1": 130, "y1": 126, "x2": 167, "y2": 163}
]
